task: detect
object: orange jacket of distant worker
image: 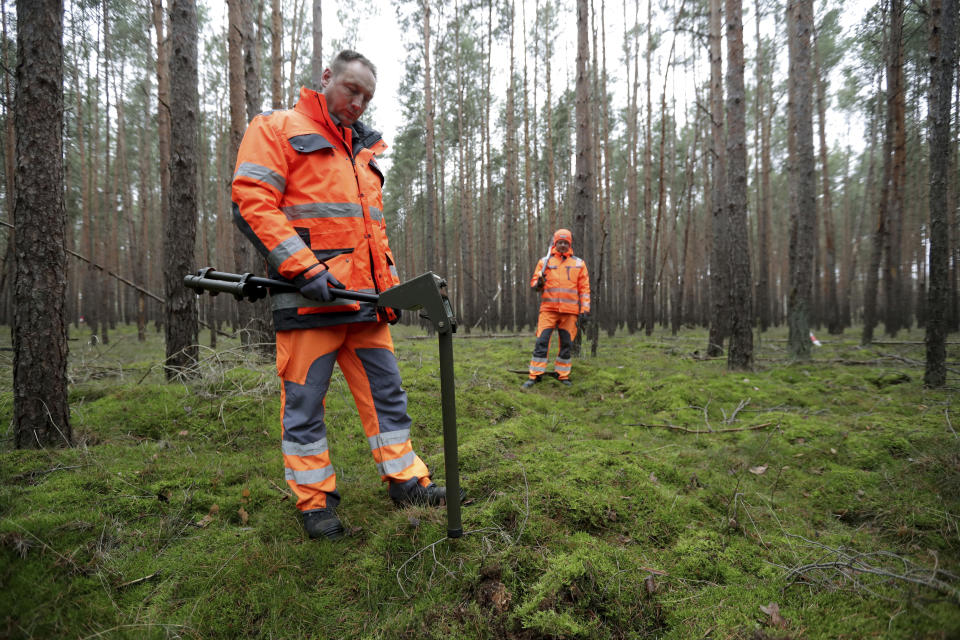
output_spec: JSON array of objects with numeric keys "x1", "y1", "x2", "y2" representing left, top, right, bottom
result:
[
  {"x1": 232, "y1": 86, "x2": 399, "y2": 330},
  {"x1": 530, "y1": 236, "x2": 591, "y2": 316}
]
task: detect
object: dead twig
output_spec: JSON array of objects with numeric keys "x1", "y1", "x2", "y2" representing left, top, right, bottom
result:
[
  {"x1": 724, "y1": 398, "x2": 751, "y2": 424},
  {"x1": 117, "y1": 571, "x2": 161, "y2": 589},
  {"x1": 779, "y1": 532, "x2": 960, "y2": 604},
  {"x1": 628, "y1": 421, "x2": 775, "y2": 434},
  {"x1": 946, "y1": 407, "x2": 957, "y2": 439}
]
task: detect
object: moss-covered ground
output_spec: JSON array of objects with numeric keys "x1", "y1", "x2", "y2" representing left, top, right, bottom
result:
[{"x1": 1, "y1": 323, "x2": 958, "y2": 639}]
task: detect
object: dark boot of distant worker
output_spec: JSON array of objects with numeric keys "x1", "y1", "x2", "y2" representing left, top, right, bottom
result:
[
  {"x1": 521, "y1": 376, "x2": 541, "y2": 389},
  {"x1": 559, "y1": 378, "x2": 572, "y2": 387},
  {"x1": 303, "y1": 507, "x2": 345, "y2": 541},
  {"x1": 389, "y1": 477, "x2": 464, "y2": 507}
]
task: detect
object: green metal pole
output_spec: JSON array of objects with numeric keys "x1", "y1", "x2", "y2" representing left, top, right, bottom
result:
[{"x1": 438, "y1": 329, "x2": 462, "y2": 538}]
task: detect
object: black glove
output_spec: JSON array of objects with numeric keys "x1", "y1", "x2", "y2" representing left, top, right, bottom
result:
[
  {"x1": 534, "y1": 275, "x2": 546, "y2": 291},
  {"x1": 387, "y1": 307, "x2": 402, "y2": 325},
  {"x1": 300, "y1": 266, "x2": 345, "y2": 302},
  {"x1": 579, "y1": 311, "x2": 590, "y2": 321}
]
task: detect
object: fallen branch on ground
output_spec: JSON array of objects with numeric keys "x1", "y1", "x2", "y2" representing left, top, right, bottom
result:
[
  {"x1": 627, "y1": 421, "x2": 775, "y2": 434},
  {"x1": 778, "y1": 532, "x2": 960, "y2": 604}
]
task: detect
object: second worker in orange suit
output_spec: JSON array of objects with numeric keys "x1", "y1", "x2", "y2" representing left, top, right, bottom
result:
[{"x1": 522, "y1": 229, "x2": 591, "y2": 388}]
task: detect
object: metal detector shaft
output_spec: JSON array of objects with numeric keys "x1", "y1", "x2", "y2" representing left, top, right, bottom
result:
[{"x1": 185, "y1": 267, "x2": 463, "y2": 538}]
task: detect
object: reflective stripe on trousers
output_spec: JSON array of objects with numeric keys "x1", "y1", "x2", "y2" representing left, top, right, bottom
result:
[
  {"x1": 528, "y1": 310, "x2": 579, "y2": 380},
  {"x1": 277, "y1": 322, "x2": 431, "y2": 511}
]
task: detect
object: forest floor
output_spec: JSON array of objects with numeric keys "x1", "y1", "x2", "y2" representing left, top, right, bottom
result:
[{"x1": 0, "y1": 322, "x2": 958, "y2": 639}]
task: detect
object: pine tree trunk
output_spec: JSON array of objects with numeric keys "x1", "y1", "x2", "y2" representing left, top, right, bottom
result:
[
  {"x1": 13, "y1": 0, "x2": 70, "y2": 448},
  {"x1": 924, "y1": 0, "x2": 956, "y2": 387},
  {"x1": 707, "y1": 0, "x2": 728, "y2": 356},
  {"x1": 883, "y1": 0, "x2": 906, "y2": 336},
  {"x1": 164, "y1": 0, "x2": 199, "y2": 377},
  {"x1": 271, "y1": 0, "x2": 282, "y2": 109},
  {"x1": 725, "y1": 0, "x2": 753, "y2": 369},
  {"x1": 311, "y1": 0, "x2": 322, "y2": 88},
  {"x1": 573, "y1": 0, "x2": 594, "y2": 354},
  {"x1": 503, "y1": 0, "x2": 517, "y2": 332},
  {"x1": 787, "y1": 0, "x2": 816, "y2": 359},
  {"x1": 152, "y1": 0, "x2": 171, "y2": 335}
]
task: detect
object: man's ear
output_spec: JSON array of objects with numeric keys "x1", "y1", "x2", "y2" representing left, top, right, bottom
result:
[{"x1": 320, "y1": 68, "x2": 332, "y2": 89}]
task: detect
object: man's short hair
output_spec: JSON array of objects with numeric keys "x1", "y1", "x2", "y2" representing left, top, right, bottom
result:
[{"x1": 330, "y1": 50, "x2": 377, "y2": 79}]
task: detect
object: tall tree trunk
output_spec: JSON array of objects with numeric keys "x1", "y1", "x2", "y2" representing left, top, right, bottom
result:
[
  {"x1": 152, "y1": 0, "x2": 171, "y2": 334},
  {"x1": 544, "y1": 2, "x2": 557, "y2": 232},
  {"x1": 625, "y1": 0, "x2": 640, "y2": 333},
  {"x1": 755, "y1": 0, "x2": 773, "y2": 332},
  {"x1": 925, "y1": 0, "x2": 957, "y2": 387},
  {"x1": 707, "y1": 0, "x2": 728, "y2": 356},
  {"x1": 423, "y1": 0, "x2": 437, "y2": 275},
  {"x1": 286, "y1": 0, "x2": 305, "y2": 107},
  {"x1": 14, "y1": 0, "x2": 69, "y2": 448},
  {"x1": 311, "y1": 0, "x2": 322, "y2": 88},
  {"x1": 271, "y1": 0, "x2": 282, "y2": 109},
  {"x1": 883, "y1": 0, "x2": 906, "y2": 336},
  {"x1": 228, "y1": 0, "x2": 253, "y2": 340},
  {"x1": 503, "y1": 0, "x2": 517, "y2": 332},
  {"x1": 523, "y1": 0, "x2": 537, "y2": 329},
  {"x1": 725, "y1": 0, "x2": 753, "y2": 369},
  {"x1": 787, "y1": 0, "x2": 816, "y2": 359},
  {"x1": 641, "y1": 0, "x2": 654, "y2": 335},
  {"x1": 814, "y1": 23, "x2": 841, "y2": 334},
  {"x1": 164, "y1": 0, "x2": 199, "y2": 377},
  {"x1": 0, "y1": 0, "x2": 13, "y2": 325},
  {"x1": 243, "y1": 0, "x2": 261, "y2": 119},
  {"x1": 573, "y1": 0, "x2": 594, "y2": 354}
]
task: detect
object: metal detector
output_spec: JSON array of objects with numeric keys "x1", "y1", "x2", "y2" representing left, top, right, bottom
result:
[{"x1": 184, "y1": 268, "x2": 464, "y2": 538}]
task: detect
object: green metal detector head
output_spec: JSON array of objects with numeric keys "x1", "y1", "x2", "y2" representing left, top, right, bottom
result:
[{"x1": 378, "y1": 272, "x2": 457, "y2": 335}]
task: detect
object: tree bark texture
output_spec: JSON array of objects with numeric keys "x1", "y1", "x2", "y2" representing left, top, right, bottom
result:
[
  {"x1": 164, "y1": 0, "x2": 199, "y2": 377},
  {"x1": 13, "y1": 0, "x2": 70, "y2": 447},
  {"x1": 574, "y1": 0, "x2": 594, "y2": 351},
  {"x1": 787, "y1": 0, "x2": 815, "y2": 359},
  {"x1": 707, "y1": 0, "x2": 728, "y2": 357},
  {"x1": 725, "y1": 0, "x2": 753, "y2": 370},
  {"x1": 924, "y1": 0, "x2": 957, "y2": 387}
]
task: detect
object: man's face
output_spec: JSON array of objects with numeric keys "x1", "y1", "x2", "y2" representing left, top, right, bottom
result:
[
  {"x1": 320, "y1": 60, "x2": 376, "y2": 127},
  {"x1": 555, "y1": 238, "x2": 571, "y2": 253}
]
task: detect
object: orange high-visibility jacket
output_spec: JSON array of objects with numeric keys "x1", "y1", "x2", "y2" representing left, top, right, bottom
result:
[
  {"x1": 232, "y1": 87, "x2": 399, "y2": 330},
  {"x1": 530, "y1": 248, "x2": 591, "y2": 316}
]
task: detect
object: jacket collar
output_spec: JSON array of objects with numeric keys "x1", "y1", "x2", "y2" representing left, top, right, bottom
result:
[{"x1": 293, "y1": 86, "x2": 387, "y2": 155}]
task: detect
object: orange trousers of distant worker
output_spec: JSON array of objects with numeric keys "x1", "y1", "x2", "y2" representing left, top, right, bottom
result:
[{"x1": 527, "y1": 310, "x2": 578, "y2": 381}]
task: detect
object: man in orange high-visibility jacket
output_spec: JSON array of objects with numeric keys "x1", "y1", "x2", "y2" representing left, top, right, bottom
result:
[
  {"x1": 232, "y1": 50, "x2": 455, "y2": 541},
  {"x1": 522, "y1": 229, "x2": 591, "y2": 388}
]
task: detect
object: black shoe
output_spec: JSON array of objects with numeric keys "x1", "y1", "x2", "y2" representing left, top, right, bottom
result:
[
  {"x1": 389, "y1": 477, "x2": 464, "y2": 507},
  {"x1": 303, "y1": 507, "x2": 345, "y2": 540},
  {"x1": 521, "y1": 377, "x2": 540, "y2": 389},
  {"x1": 559, "y1": 378, "x2": 572, "y2": 386}
]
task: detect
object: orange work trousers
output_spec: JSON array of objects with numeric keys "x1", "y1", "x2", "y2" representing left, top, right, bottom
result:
[
  {"x1": 527, "y1": 310, "x2": 578, "y2": 380},
  {"x1": 276, "y1": 321, "x2": 431, "y2": 512}
]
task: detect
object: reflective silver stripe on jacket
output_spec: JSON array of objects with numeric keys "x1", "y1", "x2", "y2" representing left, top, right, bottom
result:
[
  {"x1": 282, "y1": 438, "x2": 329, "y2": 457},
  {"x1": 234, "y1": 161, "x2": 286, "y2": 192},
  {"x1": 369, "y1": 206, "x2": 383, "y2": 222},
  {"x1": 285, "y1": 465, "x2": 335, "y2": 486},
  {"x1": 545, "y1": 287, "x2": 578, "y2": 295},
  {"x1": 268, "y1": 235, "x2": 310, "y2": 271},
  {"x1": 280, "y1": 202, "x2": 364, "y2": 221},
  {"x1": 368, "y1": 429, "x2": 411, "y2": 451},
  {"x1": 376, "y1": 451, "x2": 416, "y2": 476}
]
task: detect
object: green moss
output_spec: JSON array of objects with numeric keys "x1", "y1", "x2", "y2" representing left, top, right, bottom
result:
[{"x1": 0, "y1": 325, "x2": 957, "y2": 638}]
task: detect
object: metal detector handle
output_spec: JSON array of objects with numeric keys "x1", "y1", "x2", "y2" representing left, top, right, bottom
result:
[{"x1": 183, "y1": 268, "x2": 380, "y2": 304}]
